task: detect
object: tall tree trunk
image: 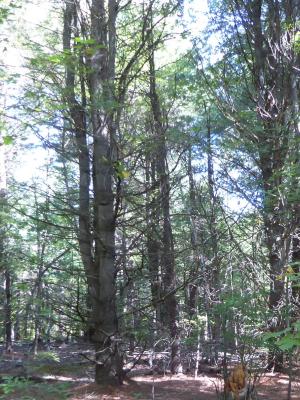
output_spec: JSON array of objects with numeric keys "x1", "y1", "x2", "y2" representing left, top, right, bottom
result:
[
  {"x1": 187, "y1": 145, "x2": 199, "y2": 318},
  {"x1": 206, "y1": 106, "x2": 220, "y2": 362},
  {"x1": 32, "y1": 266, "x2": 43, "y2": 355},
  {"x1": 0, "y1": 125, "x2": 10, "y2": 350},
  {"x1": 210, "y1": 0, "x2": 300, "y2": 371},
  {"x1": 286, "y1": 0, "x2": 300, "y2": 316},
  {"x1": 63, "y1": 0, "x2": 122, "y2": 383},
  {"x1": 4, "y1": 269, "x2": 12, "y2": 351},
  {"x1": 63, "y1": 0, "x2": 172, "y2": 383},
  {"x1": 148, "y1": 30, "x2": 181, "y2": 374},
  {"x1": 63, "y1": 0, "x2": 94, "y2": 322},
  {"x1": 292, "y1": 231, "x2": 300, "y2": 308},
  {"x1": 89, "y1": 0, "x2": 121, "y2": 384},
  {"x1": 14, "y1": 290, "x2": 21, "y2": 341},
  {"x1": 241, "y1": 0, "x2": 299, "y2": 371},
  {"x1": 146, "y1": 154, "x2": 162, "y2": 325}
]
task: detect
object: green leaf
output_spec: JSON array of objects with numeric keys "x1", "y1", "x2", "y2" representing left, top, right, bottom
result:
[
  {"x1": 15, "y1": 282, "x2": 29, "y2": 291},
  {"x1": 293, "y1": 321, "x2": 300, "y2": 330},
  {"x1": 277, "y1": 334, "x2": 300, "y2": 351},
  {"x1": 3, "y1": 135, "x2": 13, "y2": 145},
  {"x1": 263, "y1": 330, "x2": 286, "y2": 341},
  {"x1": 74, "y1": 37, "x2": 96, "y2": 45},
  {"x1": 113, "y1": 160, "x2": 130, "y2": 180},
  {"x1": 119, "y1": 170, "x2": 130, "y2": 179},
  {"x1": 47, "y1": 54, "x2": 64, "y2": 64}
]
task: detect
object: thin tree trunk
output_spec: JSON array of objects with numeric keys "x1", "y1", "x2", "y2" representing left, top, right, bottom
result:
[
  {"x1": 0, "y1": 126, "x2": 10, "y2": 351},
  {"x1": 148, "y1": 28, "x2": 181, "y2": 374},
  {"x1": 206, "y1": 105, "x2": 221, "y2": 362},
  {"x1": 32, "y1": 266, "x2": 43, "y2": 355},
  {"x1": 14, "y1": 291, "x2": 21, "y2": 341},
  {"x1": 63, "y1": 1, "x2": 94, "y2": 329},
  {"x1": 292, "y1": 231, "x2": 300, "y2": 304},
  {"x1": 187, "y1": 145, "x2": 199, "y2": 318},
  {"x1": 4, "y1": 269, "x2": 12, "y2": 352},
  {"x1": 146, "y1": 154, "x2": 162, "y2": 324}
]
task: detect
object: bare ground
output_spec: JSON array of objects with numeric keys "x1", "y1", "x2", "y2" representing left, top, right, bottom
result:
[
  {"x1": 70, "y1": 373, "x2": 300, "y2": 400},
  {"x1": 1, "y1": 343, "x2": 299, "y2": 399}
]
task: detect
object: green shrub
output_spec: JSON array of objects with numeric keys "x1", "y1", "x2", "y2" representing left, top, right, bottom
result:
[
  {"x1": 0, "y1": 377, "x2": 70, "y2": 400},
  {"x1": 34, "y1": 351, "x2": 60, "y2": 363}
]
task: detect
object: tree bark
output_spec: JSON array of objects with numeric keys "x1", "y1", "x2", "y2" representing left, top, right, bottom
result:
[
  {"x1": 32, "y1": 265, "x2": 43, "y2": 355},
  {"x1": 206, "y1": 107, "x2": 221, "y2": 362},
  {"x1": 89, "y1": 0, "x2": 121, "y2": 384},
  {"x1": 63, "y1": 0, "x2": 122, "y2": 384},
  {"x1": 4, "y1": 269, "x2": 12, "y2": 351},
  {"x1": 187, "y1": 145, "x2": 199, "y2": 318},
  {"x1": 0, "y1": 124, "x2": 10, "y2": 350},
  {"x1": 146, "y1": 154, "x2": 162, "y2": 324},
  {"x1": 292, "y1": 231, "x2": 300, "y2": 307},
  {"x1": 148, "y1": 29, "x2": 181, "y2": 374},
  {"x1": 246, "y1": 0, "x2": 299, "y2": 371},
  {"x1": 212, "y1": 0, "x2": 300, "y2": 371}
]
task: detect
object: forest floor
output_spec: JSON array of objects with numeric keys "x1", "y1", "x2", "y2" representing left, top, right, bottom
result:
[{"x1": 0, "y1": 342, "x2": 299, "y2": 399}]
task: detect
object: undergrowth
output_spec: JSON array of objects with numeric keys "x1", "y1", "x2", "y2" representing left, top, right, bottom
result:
[{"x1": 0, "y1": 376, "x2": 71, "y2": 400}]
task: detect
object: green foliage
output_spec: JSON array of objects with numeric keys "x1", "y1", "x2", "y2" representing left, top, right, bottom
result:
[
  {"x1": 114, "y1": 160, "x2": 130, "y2": 180},
  {"x1": 34, "y1": 351, "x2": 60, "y2": 363},
  {"x1": 132, "y1": 392, "x2": 144, "y2": 399},
  {"x1": 0, "y1": 0, "x2": 299, "y2": 381},
  {"x1": 263, "y1": 321, "x2": 300, "y2": 351},
  {"x1": 0, "y1": 1, "x2": 20, "y2": 24},
  {"x1": 47, "y1": 52, "x2": 71, "y2": 65},
  {"x1": 0, "y1": 377, "x2": 70, "y2": 400},
  {"x1": 74, "y1": 37, "x2": 96, "y2": 45},
  {"x1": 294, "y1": 31, "x2": 300, "y2": 53},
  {"x1": 0, "y1": 377, "x2": 24, "y2": 397},
  {"x1": 0, "y1": 6, "x2": 9, "y2": 24},
  {"x1": 182, "y1": 316, "x2": 207, "y2": 347},
  {"x1": 2, "y1": 135, "x2": 14, "y2": 145}
]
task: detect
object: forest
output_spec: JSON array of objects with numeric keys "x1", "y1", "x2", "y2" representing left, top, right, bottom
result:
[{"x1": 0, "y1": 0, "x2": 300, "y2": 399}]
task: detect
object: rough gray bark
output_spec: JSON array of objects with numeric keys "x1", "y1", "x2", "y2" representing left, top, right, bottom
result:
[
  {"x1": 63, "y1": 0, "x2": 121, "y2": 383},
  {"x1": 62, "y1": 0, "x2": 180, "y2": 383},
  {"x1": 146, "y1": 154, "x2": 162, "y2": 323},
  {"x1": 89, "y1": 0, "x2": 121, "y2": 384}
]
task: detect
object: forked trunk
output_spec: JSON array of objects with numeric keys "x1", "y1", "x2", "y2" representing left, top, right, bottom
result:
[{"x1": 63, "y1": 0, "x2": 122, "y2": 383}]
